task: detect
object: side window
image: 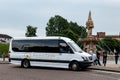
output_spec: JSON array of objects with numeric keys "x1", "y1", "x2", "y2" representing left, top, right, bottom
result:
[
  {"x1": 59, "y1": 40, "x2": 73, "y2": 53},
  {"x1": 12, "y1": 40, "x2": 31, "y2": 52},
  {"x1": 40, "y1": 40, "x2": 59, "y2": 53},
  {"x1": 12, "y1": 39, "x2": 60, "y2": 53},
  {"x1": 12, "y1": 39, "x2": 73, "y2": 53}
]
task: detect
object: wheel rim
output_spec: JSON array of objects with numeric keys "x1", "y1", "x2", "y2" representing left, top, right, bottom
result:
[
  {"x1": 23, "y1": 60, "x2": 29, "y2": 68},
  {"x1": 71, "y1": 63, "x2": 78, "y2": 71}
]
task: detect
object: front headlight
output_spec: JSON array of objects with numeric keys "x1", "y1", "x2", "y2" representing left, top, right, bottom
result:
[
  {"x1": 81, "y1": 56, "x2": 85, "y2": 61},
  {"x1": 81, "y1": 56, "x2": 88, "y2": 61},
  {"x1": 88, "y1": 56, "x2": 92, "y2": 61}
]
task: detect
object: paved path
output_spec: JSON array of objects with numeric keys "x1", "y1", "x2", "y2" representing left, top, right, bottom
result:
[
  {"x1": 105, "y1": 60, "x2": 120, "y2": 68},
  {"x1": 89, "y1": 60, "x2": 120, "y2": 72}
]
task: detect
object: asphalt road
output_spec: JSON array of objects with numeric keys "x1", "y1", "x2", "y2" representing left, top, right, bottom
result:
[{"x1": 0, "y1": 64, "x2": 120, "y2": 80}]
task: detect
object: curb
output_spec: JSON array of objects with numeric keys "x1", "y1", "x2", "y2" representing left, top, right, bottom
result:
[{"x1": 88, "y1": 66, "x2": 120, "y2": 73}]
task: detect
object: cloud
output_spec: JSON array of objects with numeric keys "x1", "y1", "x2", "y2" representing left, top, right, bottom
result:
[{"x1": 0, "y1": 27, "x2": 25, "y2": 37}]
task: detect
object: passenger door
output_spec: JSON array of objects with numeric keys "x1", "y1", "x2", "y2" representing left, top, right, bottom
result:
[{"x1": 57, "y1": 40, "x2": 74, "y2": 63}]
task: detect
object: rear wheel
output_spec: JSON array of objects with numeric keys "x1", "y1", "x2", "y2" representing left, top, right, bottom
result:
[
  {"x1": 21, "y1": 60, "x2": 30, "y2": 68},
  {"x1": 70, "y1": 62, "x2": 80, "y2": 71}
]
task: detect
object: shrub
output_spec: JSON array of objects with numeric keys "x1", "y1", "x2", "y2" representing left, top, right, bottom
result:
[{"x1": 0, "y1": 43, "x2": 9, "y2": 57}]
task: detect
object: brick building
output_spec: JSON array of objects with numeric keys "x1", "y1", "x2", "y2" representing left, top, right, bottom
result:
[{"x1": 95, "y1": 32, "x2": 120, "y2": 40}]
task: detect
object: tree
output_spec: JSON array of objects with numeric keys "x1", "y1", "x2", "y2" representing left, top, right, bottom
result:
[
  {"x1": 25, "y1": 25, "x2": 37, "y2": 37},
  {"x1": 46, "y1": 15, "x2": 69, "y2": 36},
  {"x1": 69, "y1": 21, "x2": 87, "y2": 38},
  {"x1": 46, "y1": 15, "x2": 87, "y2": 43}
]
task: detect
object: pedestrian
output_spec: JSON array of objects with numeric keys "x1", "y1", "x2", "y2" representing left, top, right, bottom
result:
[
  {"x1": 96, "y1": 50, "x2": 101, "y2": 66},
  {"x1": 89, "y1": 49, "x2": 94, "y2": 56},
  {"x1": 89, "y1": 49, "x2": 97, "y2": 65},
  {"x1": 102, "y1": 50, "x2": 107, "y2": 66},
  {"x1": 1, "y1": 51, "x2": 5, "y2": 61},
  {"x1": 114, "y1": 49, "x2": 119, "y2": 64}
]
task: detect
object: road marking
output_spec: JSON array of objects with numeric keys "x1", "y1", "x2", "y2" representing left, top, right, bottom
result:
[{"x1": 93, "y1": 70, "x2": 120, "y2": 75}]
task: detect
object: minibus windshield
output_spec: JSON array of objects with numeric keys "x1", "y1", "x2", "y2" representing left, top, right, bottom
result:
[{"x1": 68, "y1": 42, "x2": 83, "y2": 53}]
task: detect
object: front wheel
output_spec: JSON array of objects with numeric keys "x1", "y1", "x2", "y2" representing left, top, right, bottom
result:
[
  {"x1": 70, "y1": 62, "x2": 80, "y2": 71},
  {"x1": 21, "y1": 60, "x2": 30, "y2": 68}
]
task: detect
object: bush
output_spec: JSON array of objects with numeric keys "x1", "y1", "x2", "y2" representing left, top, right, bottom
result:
[{"x1": 0, "y1": 43, "x2": 9, "y2": 57}]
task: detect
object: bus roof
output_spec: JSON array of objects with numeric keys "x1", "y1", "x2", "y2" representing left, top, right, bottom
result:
[{"x1": 12, "y1": 36, "x2": 74, "y2": 42}]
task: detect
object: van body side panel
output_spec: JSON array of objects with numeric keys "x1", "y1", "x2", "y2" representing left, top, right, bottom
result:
[{"x1": 9, "y1": 37, "x2": 92, "y2": 69}]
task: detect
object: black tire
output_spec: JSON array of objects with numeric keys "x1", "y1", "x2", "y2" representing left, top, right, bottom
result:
[
  {"x1": 70, "y1": 62, "x2": 80, "y2": 71},
  {"x1": 21, "y1": 60, "x2": 30, "y2": 68}
]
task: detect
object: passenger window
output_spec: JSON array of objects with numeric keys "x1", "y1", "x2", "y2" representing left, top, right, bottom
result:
[{"x1": 59, "y1": 42, "x2": 73, "y2": 53}]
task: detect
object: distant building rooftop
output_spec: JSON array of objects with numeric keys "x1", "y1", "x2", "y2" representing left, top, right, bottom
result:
[
  {"x1": 0, "y1": 34, "x2": 12, "y2": 43},
  {"x1": 93, "y1": 32, "x2": 120, "y2": 40},
  {"x1": 0, "y1": 34, "x2": 12, "y2": 38}
]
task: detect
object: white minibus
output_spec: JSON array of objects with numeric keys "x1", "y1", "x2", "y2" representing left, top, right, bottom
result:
[{"x1": 9, "y1": 37, "x2": 92, "y2": 71}]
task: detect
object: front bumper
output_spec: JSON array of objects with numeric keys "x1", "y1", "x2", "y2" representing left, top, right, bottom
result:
[{"x1": 79, "y1": 61, "x2": 93, "y2": 68}]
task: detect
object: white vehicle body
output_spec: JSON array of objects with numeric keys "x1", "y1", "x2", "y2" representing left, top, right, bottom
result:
[{"x1": 9, "y1": 37, "x2": 92, "y2": 70}]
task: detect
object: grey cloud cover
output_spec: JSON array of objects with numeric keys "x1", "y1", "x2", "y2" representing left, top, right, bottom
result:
[{"x1": 0, "y1": 0, "x2": 120, "y2": 37}]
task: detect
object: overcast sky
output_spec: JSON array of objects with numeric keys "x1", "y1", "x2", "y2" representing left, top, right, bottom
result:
[{"x1": 0, "y1": 0, "x2": 120, "y2": 37}]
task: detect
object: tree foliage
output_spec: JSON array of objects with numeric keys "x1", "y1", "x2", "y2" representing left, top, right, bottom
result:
[
  {"x1": 97, "y1": 37, "x2": 120, "y2": 53},
  {"x1": 62, "y1": 29, "x2": 79, "y2": 42},
  {"x1": 46, "y1": 15, "x2": 69, "y2": 36},
  {"x1": 46, "y1": 15, "x2": 87, "y2": 43},
  {"x1": 69, "y1": 21, "x2": 87, "y2": 38},
  {"x1": 25, "y1": 25, "x2": 37, "y2": 37},
  {"x1": 0, "y1": 43, "x2": 9, "y2": 56}
]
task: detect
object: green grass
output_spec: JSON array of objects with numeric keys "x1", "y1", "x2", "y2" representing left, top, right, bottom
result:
[{"x1": 0, "y1": 43, "x2": 9, "y2": 57}]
